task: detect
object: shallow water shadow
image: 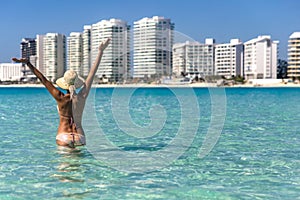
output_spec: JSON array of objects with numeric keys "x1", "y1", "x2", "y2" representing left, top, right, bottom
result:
[{"x1": 54, "y1": 146, "x2": 87, "y2": 183}]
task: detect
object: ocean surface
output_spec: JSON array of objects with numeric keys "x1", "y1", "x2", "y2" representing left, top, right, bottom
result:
[{"x1": 0, "y1": 87, "x2": 299, "y2": 199}]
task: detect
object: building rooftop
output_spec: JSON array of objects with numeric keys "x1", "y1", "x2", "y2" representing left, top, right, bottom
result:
[
  {"x1": 244, "y1": 35, "x2": 271, "y2": 44},
  {"x1": 289, "y1": 32, "x2": 300, "y2": 39}
]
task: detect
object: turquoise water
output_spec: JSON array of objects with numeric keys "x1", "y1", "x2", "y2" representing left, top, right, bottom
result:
[{"x1": 0, "y1": 87, "x2": 299, "y2": 199}]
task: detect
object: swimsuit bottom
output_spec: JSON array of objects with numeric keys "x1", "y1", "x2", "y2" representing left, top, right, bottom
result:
[{"x1": 56, "y1": 133, "x2": 86, "y2": 148}]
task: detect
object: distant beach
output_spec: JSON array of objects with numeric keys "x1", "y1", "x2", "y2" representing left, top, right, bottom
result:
[{"x1": 1, "y1": 81, "x2": 300, "y2": 88}]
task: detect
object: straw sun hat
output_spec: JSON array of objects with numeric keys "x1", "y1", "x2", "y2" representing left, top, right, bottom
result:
[{"x1": 56, "y1": 69, "x2": 84, "y2": 90}]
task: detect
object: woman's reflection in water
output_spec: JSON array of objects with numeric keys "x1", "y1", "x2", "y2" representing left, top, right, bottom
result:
[{"x1": 55, "y1": 146, "x2": 86, "y2": 183}]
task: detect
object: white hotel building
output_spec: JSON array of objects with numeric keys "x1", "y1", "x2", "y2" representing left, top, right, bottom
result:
[
  {"x1": 67, "y1": 32, "x2": 83, "y2": 75},
  {"x1": 133, "y1": 16, "x2": 174, "y2": 79},
  {"x1": 287, "y1": 32, "x2": 300, "y2": 78},
  {"x1": 215, "y1": 39, "x2": 244, "y2": 78},
  {"x1": 43, "y1": 33, "x2": 66, "y2": 82},
  {"x1": 91, "y1": 19, "x2": 130, "y2": 82},
  {"x1": 36, "y1": 35, "x2": 45, "y2": 74},
  {"x1": 172, "y1": 39, "x2": 215, "y2": 77},
  {"x1": 0, "y1": 63, "x2": 22, "y2": 81},
  {"x1": 244, "y1": 35, "x2": 278, "y2": 79},
  {"x1": 82, "y1": 25, "x2": 91, "y2": 77}
]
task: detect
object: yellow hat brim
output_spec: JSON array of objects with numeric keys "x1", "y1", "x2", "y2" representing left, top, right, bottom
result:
[{"x1": 56, "y1": 76, "x2": 85, "y2": 90}]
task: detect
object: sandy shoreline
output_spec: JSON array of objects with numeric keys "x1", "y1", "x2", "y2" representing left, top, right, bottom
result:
[{"x1": 1, "y1": 82, "x2": 300, "y2": 88}]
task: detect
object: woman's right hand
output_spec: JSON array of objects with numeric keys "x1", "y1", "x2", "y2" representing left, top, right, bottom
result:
[{"x1": 12, "y1": 58, "x2": 28, "y2": 63}]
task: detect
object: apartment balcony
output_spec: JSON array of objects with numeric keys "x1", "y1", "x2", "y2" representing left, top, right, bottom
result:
[
  {"x1": 288, "y1": 48, "x2": 300, "y2": 52},
  {"x1": 288, "y1": 40, "x2": 300, "y2": 45},
  {"x1": 288, "y1": 61, "x2": 300, "y2": 65},
  {"x1": 287, "y1": 68, "x2": 300, "y2": 73}
]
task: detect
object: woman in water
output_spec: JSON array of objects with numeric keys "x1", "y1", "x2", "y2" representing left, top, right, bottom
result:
[
  {"x1": 12, "y1": 38, "x2": 110, "y2": 148},
  {"x1": 62, "y1": 38, "x2": 110, "y2": 146}
]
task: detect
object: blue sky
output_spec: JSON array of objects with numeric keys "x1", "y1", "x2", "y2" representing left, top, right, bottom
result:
[{"x1": 0, "y1": 0, "x2": 299, "y2": 62}]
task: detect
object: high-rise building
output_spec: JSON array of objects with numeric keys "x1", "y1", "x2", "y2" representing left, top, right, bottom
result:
[
  {"x1": 133, "y1": 16, "x2": 174, "y2": 79},
  {"x1": 287, "y1": 32, "x2": 300, "y2": 78},
  {"x1": 36, "y1": 35, "x2": 45, "y2": 74},
  {"x1": 43, "y1": 33, "x2": 66, "y2": 82},
  {"x1": 67, "y1": 32, "x2": 83, "y2": 75},
  {"x1": 172, "y1": 39, "x2": 215, "y2": 78},
  {"x1": 20, "y1": 38, "x2": 36, "y2": 76},
  {"x1": 20, "y1": 38, "x2": 36, "y2": 59},
  {"x1": 82, "y1": 25, "x2": 91, "y2": 78},
  {"x1": 244, "y1": 35, "x2": 278, "y2": 79},
  {"x1": 91, "y1": 19, "x2": 130, "y2": 82},
  {"x1": 215, "y1": 39, "x2": 244, "y2": 78}
]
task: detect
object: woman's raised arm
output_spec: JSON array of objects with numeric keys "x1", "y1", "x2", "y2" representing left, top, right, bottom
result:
[
  {"x1": 79, "y1": 38, "x2": 110, "y2": 98},
  {"x1": 12, "y1": 58, "x2": 63, "y2": 101}
]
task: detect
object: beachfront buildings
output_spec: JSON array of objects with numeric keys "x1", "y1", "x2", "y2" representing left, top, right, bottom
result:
[
  {"x1": 67, "y1": 32, "x2": 83, "y2": 75},
  {"x1": 66, "y1": 27, "x2": 90, "y2": 78},
  {"x1": 287, "y1": 32, "x2": 300, "y2": 78},
  {"x1": 91, "y1": 19, "x2": 130, "y2": 82},
  {"x1": 20, "y1": 38, "x2": 36, "y2": 77},
  {"x1": 43, "y1": 33, "x2": 66, "y2": 82},
  {"x1": 172, "y1": 39, "x2": 215, "y2": 78},
  {"x1": 36, "y1": 35, "x2": 45, "y2": 74},
  {"x1": 243, "y1": 35, "x2": 278, "y2": 79},
  {"x1": 10, "y1": 16, "x2": 289, "y2": 84},
  {"x1": 66, "y1": 19, "x2": 130, "y2": 82},
  {"x1": 20, "y1": 34, "x2": 66, "y2": 82},
  {"x1": 82, "y1": 25, "x2": 91, "y2": 77},
  {"x1": 20, "y1": 38, "x2": 36, "y2": 61},
  {"x1": 0, "y1": 63, "x2": 22, "y2": 81},
  {"x1": 133, "y1": 16, "x2": 174, "y2": 79},
  {"x1": 172, "y1": 43, "x2": 186, "y2": 76},
  {"x1": 215, "y1": 39, "x2": 244, "y2": 78}
]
